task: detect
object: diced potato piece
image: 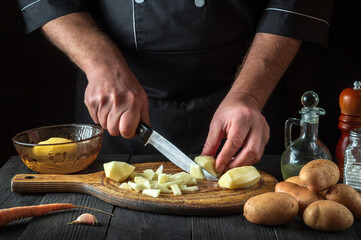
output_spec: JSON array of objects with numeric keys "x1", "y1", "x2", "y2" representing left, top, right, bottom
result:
[
  {"x1": 128, "y1": 181, "x2": 143, "y2": 192},
  {"x1": 153, "y1": 183, "x2": 172, "y2": 193},
  {"x1": 218, "y1": 166, "x2": 260, "y2": 189},
  {"x1": 143, "y1": 169, "x2": 156, "y2": 180},
  {"x1": 130, "y1": 172, "x2": 145, "y2": 179},
  {"x1": 142, "y1": 189, "x2": 160, "y2": 198},
  {"x1": 170, "y1": 184, "x2": 182, "y2": 195},
  {"x1": 158, "y1": 173, "x2": 168, "y2": 184},
  {"x1": 190, "y1": 164, "x2": 205, "y2": 179},
  {"x1": 103, "y1": 161, "x2": 135, "y2": 182},
  {"x1": 169, "y1": 172, "x2": 197, "y2": 185},
  {"x1": 156, "y1": 165, "x2": 163, "y2": 175},
  {"x1": 134, "y1": 176, "x2": 149, "y2": 184},
  {"x1": 119, "y1": 182, "x2": 132, "y2": 191},
  {"x1": 194, "y1": 156, "x2": 221, "y2": 177},
  {"x1": 163, "y1": 179, "x2": 183, "y2": 188},
  {"x1": 179, "y1": 185, "x2": 199, "y2": 192}
]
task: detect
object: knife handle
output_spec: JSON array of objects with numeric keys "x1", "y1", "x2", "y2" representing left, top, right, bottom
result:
[{"x1": 136, "y1": 121, "x2": 153, "y2": 144}]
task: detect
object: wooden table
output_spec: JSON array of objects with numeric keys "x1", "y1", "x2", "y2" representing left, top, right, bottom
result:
[{"x1": 0, "y1": 154, "x2": 360, "y2": 240}]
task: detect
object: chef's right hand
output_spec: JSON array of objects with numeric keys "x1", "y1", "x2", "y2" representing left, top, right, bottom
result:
[{"x1": 84, "y1": 65, "x2": 149, "y2": 139}]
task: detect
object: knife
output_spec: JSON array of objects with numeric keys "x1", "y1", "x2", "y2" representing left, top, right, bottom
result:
[{"x1": 136, "y1": 121, "x2": 218, "y2": 181}]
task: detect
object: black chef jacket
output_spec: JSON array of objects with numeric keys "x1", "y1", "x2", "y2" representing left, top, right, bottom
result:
[{"x1": 17, "y1": 0, "x2": 334, "y2": 155}]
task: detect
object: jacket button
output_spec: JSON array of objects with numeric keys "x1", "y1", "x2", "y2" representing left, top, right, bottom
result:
[
  {"x1": 135, "y1": 0, "x2": 145, "y2": 3},
  {"x1": 195, "y1": 0, "x2": 205, "y2": 7}
]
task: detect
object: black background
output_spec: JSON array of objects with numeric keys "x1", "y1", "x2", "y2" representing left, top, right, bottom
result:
[{"x1": 1, "y1": 0, "x2": 360, "y2": 167}]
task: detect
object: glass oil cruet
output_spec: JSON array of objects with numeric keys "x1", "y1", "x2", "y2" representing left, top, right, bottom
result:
[{"x1": 281, "y1": 91, "x2": 332, "y2": 180}]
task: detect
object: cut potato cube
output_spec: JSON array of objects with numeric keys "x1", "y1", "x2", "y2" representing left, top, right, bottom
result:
[
  {"x1": 190, "y1": 164, "x2": 205, "y2": 179},
  {"x1": 169, "y1": 172, "x2": 197, "y2": 185},
  {"x1": 128, "y1": 181, "x2": 143, "y2": 192},
  {"x1": 194, "y1": 156, "x2": 221, "y2": 177},
  {"x1": 119, "y1": 182, "x2": 132, "y2": 191},
  {"x1": 134, "y1": 176, "x2": 149, "y2": 184},
  {"x1": 170, "y1": 184, "x2": 182, "y2": 195},
  {"x1": 142, "y1": 189, "x2": 160, "y2": 198},
  {"x1": 158, "y1": 173, "x2": 168, "y2": 184},
  {"x1": 156, "y1": 165, "x2": 163, "y2": 175},
  {"x1": 153, "y1": 183, "x2": 172, "y2": 193},
  {"x1": 179, "y1": 185, "x2": 199, "y2": 192},
  {"x1": 103, "y1": 161, "x2": 135, "y2": 182},
  {"x1": 218, "y1": 166, "x2": 260, "y2": 189},
  {"x1": 163, "y1": 179, "x2": 183, "y2": 188},
  {"x1": 143, "y1": 169, "x2": 156, "y2": 180}
]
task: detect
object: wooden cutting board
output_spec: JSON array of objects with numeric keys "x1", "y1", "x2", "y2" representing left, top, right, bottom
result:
[{"x1": 11, "y1": 162, "x2": 277, "y2": 216}]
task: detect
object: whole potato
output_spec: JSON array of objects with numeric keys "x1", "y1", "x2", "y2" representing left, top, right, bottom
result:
[
  {"x1": 275, "y1": 181, "x2": 323, "y2": 215},
  {"x1": 299, "y1": 159, "x2": 340, "y2": 192},
  {"x1": 244, "y1": 192, "x2": 298, "y2": 225},
  {"x1": 325, "y1": 184, "x2": 361, "y2": 220},
  {"x1": 285, "y1": 176, "x2": 304, "y2": 187},
  {"x1": 303, "y1": 200, "x2": 354, "y2": 231}
]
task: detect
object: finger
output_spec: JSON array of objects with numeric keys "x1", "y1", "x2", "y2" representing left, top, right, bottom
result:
[
  {"x1": 97, "y1": 101, "x2": 112, "y2": 130},
  {"x1": 106, "y1": 107, "x2": 122, "y2": 136},
  {"x1": 201, "y1": 121, "x2": 224, "y2": 157},
  {"x1": 119, "y1": 109, "x2": 141, "y2": 139},
  {"x1": 216, "y1": 124, "x2": 247, "y2": 173},
  {"x1": 84, "y1": 98, "x2": 100, "y2": 124},
  {"x1": 227, "y1": 125, "x2": 267, "y2": 169}
]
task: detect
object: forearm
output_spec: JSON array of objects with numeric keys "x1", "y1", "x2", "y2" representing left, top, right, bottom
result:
[
  {"x1": 230, "y1": 33, "x2": 302, "y2": 110},
  {"x1": 41, "y1": 12, "x2": 127, "y2": 77}
]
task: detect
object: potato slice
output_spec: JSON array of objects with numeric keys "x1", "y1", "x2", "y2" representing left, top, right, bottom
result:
[
  {"x1": 103, "y1": 161, "x2": 135, "y2": 182},
  {"x1": 162, "y1": 179, "x2": 183, "y2": 188},
  {"x1": 156, "y1": 165, "x2": 164, "y2": 175},
  {"x1": 142, "y1": 189, "x2": 160, "y2": 198},
  {"x1": 170, "y1": 184, "x2": 182, "y2": 195},
  {"x1": 153, "y1": 183, "x2": 172, "y2": 193},
  {"x1": 218, "y1": 166, "x2": 260, "y2": 189},
  {"x1": 127, "y1": 181, "x2": 143, "y2": 192},
  {"x1": 190, "y1": 164, "x2": 205, "y2": 179},
  {"x1": 143, "y1": 169, "x2": 156, "y2": 180},
  {"x1": 179, "y1": 185, "x2": 199, "y2": 192},
  {"x1": 194, "y1": 156, "x2": 221, "y2": 177},
  {"x1": 119, "y1": 182, "x2": 132, "y2": 191},
  {"x1": 158, "y1": 173, "x2": 168, "y2": 184}
]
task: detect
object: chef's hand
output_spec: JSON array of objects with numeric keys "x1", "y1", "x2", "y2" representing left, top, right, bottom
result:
[
  {"x1": 84, "y1": 64, "x2": 149, "y2": 138},
  {"x1": 201, "y1": 91, "x2": 270, "y2": 173}
]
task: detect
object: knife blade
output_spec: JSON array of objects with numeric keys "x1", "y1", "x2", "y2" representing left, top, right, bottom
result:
[{"x1": 136, "y1": 121, "x2": 218, "y2": 181}]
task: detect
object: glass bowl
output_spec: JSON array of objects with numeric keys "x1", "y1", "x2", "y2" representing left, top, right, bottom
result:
[{"x1": 12, "y1": 124, "x2": 104, "y2": 174}]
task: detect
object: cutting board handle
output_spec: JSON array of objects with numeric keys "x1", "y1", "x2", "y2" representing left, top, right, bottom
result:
[{"x1": 11, "y1": 172, "x2": 104, "y2": 193}]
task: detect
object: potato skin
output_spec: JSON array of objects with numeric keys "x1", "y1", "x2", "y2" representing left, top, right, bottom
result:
[
  {"x1": 275, "y1": 181, "x2": 324, "y2": 215},
  {"x1": 303, "y1": 200, "x2": 354, "y2": 231},
  {"x1": 244, "y1": 192, "x2": 298, "y2": 225},
  {"x1": 299, "y1": 159, "x2": 340, "y2": 192},
  {"x1": 285, "y1": 176, "x2": 304, "y2": 187},
  {"x1": 325, "y1": 184, "x2": 361, "y2": 220}
]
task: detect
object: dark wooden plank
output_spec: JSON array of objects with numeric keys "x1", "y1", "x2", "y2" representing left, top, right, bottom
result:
[
  {"x1": 272, "y1": 216, "x2": 360, "y2": 240},
  {"x1": 106, "y1": 208, "x2": 192, "y2": 240},
  {"x1": 192, "y1": 215, "x2": 276, "y2": 240},
  {"x1": 17, "y1": 193, "x2": 113, "y2": 240}
]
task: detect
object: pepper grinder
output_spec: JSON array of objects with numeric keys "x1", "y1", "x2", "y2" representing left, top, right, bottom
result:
[{"x1": 336, "y1": 81, "x2": 361, "y2": 182}]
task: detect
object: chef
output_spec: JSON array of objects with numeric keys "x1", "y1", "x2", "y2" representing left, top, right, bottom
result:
[{"x1": 17, "y1": 0, "x2": 333, "y2": 173}]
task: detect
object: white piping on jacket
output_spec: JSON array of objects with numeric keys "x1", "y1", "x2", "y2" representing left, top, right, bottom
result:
[
  {"x1": 21, "y1": 0, "x2": 41, "y2": 11},
  {"x1": 265, "y1": 8, "x2": 330, "y2": 27},
  {"x1": 132, "y1": 0, "x2": 139, "y2": 51}
]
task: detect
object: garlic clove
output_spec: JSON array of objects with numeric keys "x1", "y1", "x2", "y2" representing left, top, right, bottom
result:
[{"x1": 67, "y1": 213, "x2": 98, "y2": 226}]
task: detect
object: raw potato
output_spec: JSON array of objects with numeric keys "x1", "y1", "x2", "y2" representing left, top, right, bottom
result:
[
  {"x1": 194, "y1": 156, "x2": 221, "y2": 177},
  {"x1": 303, "y1": 200, "x2": 354, "y2": 231},
  {"x1": 218, "y1": 166, "x2": 260, "y2": 189},
  {"x1": 33, "y1": 137, "x2": 77, "y2": 160},
  {"x1": 275, "y1": 181, "x2": 324, "y2": 215},
  {"x1": 244, "y1": 192, "x2": 298, "y2": 225},
  {"x1": 325, "y1": 184, "x2": 361, "y2": 220},
  {"x1": 190, "y1": 164, "x2": 205, "y2": 179},
  {"x1": 285, "y1": 176, "x2": 304, "y2": 187},
  {"x1": 299, "y1": 159, "x2": 340, "y2": 192},
  {"x1": 104, "y1": 161, "x2": 135, "y2": 182},
  {"x1": 142, "y1": 189, "x2": 160, "y2": 198}
]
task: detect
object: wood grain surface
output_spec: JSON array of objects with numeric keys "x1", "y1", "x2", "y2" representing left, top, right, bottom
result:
[{"x1": 11, "y1": 162, "x2": 278, "y2": 216}]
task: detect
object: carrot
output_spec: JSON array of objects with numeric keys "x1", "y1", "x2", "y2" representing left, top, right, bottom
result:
[{"x1": 0, "y1": 203, "x2": 112, "y2": 227}]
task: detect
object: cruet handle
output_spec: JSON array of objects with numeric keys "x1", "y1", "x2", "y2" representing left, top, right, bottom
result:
[{"x1": 284, "y1": 118, "x2": 301, "y2": 148}]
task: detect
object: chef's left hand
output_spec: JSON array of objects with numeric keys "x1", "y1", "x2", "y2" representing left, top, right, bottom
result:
[{"x1": 201, "y1": 91, "x2": 270, "y2": 173}]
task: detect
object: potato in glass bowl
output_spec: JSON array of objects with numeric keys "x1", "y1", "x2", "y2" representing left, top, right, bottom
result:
[{"x1": 12, "y1": 124, "x2": 103, "y2": 174}]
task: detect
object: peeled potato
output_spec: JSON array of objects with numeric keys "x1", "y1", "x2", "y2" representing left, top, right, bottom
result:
[
  {"x1": 33, "y1": 137, "x2": 77, "y2": 160},
  {"x1": 194, "y1": 156, "x2": 221, "y2": 177},
  {"x1": 218, "y1": 166, "x2": 260, "y2": 189},
  {"x1": 103, "y1": 161, "x2": 135, "y2": 182}
]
